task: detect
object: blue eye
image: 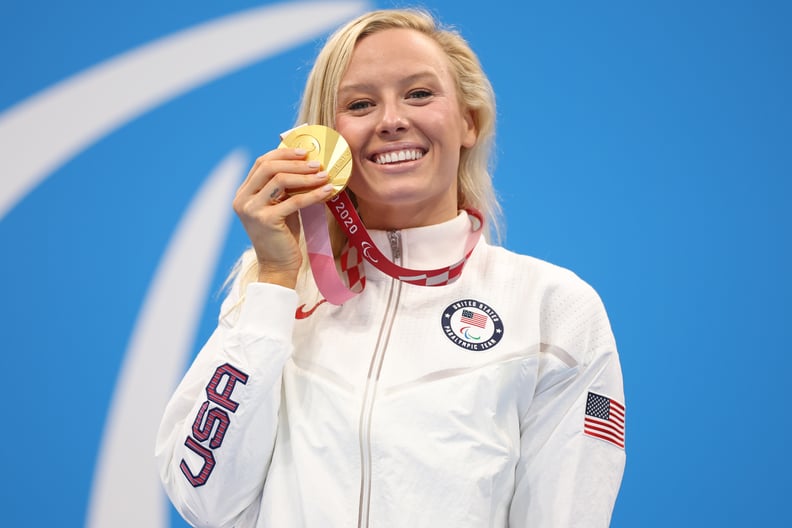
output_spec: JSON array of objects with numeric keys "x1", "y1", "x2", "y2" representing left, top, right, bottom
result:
[
  {"x1": 348, "y1": 100, "x2": 372, "y2": 111},
  {"x1": 408, "y1": 89, "x2": 432, "y2": 99}
]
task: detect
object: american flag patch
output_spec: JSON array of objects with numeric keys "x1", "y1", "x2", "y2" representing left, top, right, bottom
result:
[
  {"x1": 460, "y1": 309, "x2": 488, "y2": 328},
  {"x1": 583, "y1": 392, "x2": 625, "y2": 449}
]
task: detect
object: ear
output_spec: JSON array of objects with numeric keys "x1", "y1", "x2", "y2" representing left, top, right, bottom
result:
[{"x1": 461, "y1": 108, "x2": 478, "y2": 149}]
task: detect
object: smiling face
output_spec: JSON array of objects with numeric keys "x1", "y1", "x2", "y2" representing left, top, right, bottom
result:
[{"x1": 334, "y1": 28, "x2": 477, "y2": 230}]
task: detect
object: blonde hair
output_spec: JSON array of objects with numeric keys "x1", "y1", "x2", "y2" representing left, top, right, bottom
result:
[
  {"x1": 299, "y1": 8, "x2": 501, "y2": 238},
  {"x1": 232, "y1": 9, "x2": 501, "y2": 294}
]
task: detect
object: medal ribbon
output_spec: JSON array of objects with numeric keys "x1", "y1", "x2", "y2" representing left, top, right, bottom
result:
[
  {"x1": 301, "y1": 190, "x2": 484, "y2": 305},
  {"x1": 300, "y1": 201, "x2": 362, "y2": 305}
]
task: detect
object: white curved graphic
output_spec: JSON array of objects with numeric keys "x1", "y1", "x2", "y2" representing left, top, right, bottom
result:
[
  {"x1": 86, "y1": 149, "x2": 248, "y2": 528},
  {"x1": 21, "y1": 3, "x2": 374, "y2": 527},
  {"x1": 361, "y1": 241, "x2": 379, "y2": 262},
  {"x1": 0, "y1": 1, "x2": 368, "y2": 219}
]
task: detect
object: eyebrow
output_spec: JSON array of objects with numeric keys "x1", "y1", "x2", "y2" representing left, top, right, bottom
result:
[{"x1": 338, "y1": 70, "x2": 442, "y2": 95}]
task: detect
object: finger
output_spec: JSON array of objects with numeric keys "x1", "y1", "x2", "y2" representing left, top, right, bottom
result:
[
  {"x1": 239, "y1": 147, "x2": 311, "y2": 189},
  {"x1": 240, "y1": 160, "x2": 325, "y2": 198},
  {"x1": 236, "y1": 171, "x2": 329, "y2": 216},
  {"x1": 248, "y1": 147, "x2": 309, "y2": 173},
  {"x1": 271, "y1": 169, "x2": 332, "y2": 198},
  {"x1": 271, "y1": 182, "x2": 336, "y2": 216}
]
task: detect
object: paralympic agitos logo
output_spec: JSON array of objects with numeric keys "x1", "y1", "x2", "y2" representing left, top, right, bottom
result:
[{"x1": 0, "y1": 3, "x2": 366, "y2": 527}]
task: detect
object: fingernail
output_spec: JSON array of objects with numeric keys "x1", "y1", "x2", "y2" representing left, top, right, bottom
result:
[
  {"x1": 295, "y1": 148, "x2": 307, "y2": 156},
  {"x1": 307, "y1": 160, "x2": 321, "y2": 168},
  {"x1": 315, "y1": 170, "x2": 329, "y2": 179},
  {"x1": 322, "y1": 184, "x2": 334, "y2": 193}
]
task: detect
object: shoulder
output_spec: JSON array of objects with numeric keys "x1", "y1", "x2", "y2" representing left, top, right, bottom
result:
[
  {"x1": 479, "y1": 242, "x2": 614, "y2": 365},
  {"x1": 478, "y1": 241, "x2": 599, "y2": 296}
]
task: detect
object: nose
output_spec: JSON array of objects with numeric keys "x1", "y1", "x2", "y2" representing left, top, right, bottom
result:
[{"x1": 377, "y1": 102, "x2": 409, "y2": 136}]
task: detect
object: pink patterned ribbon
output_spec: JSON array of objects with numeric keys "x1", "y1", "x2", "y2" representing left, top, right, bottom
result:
[{"x1": 301, "y1": 190, "x2": 483, "y2": 305}]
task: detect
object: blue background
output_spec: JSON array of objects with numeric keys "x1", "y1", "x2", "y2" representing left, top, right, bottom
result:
[{"x1": 1, "y1": 1, "x2": 789, "y2": 526}]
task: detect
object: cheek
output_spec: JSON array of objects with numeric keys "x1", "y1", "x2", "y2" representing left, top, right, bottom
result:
[
  {"x1": 335, "y1": 120, "x2": 362, "y2": 157},
  {"x1": 334, "y1": 116, "x2": 355, "y2": 141}
]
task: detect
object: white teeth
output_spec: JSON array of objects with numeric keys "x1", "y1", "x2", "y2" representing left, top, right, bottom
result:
[{"x1": 374, "y1": 149, "x2": 423, "y2": 164}]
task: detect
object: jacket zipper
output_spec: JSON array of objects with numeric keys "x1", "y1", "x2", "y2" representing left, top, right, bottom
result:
[{"x1": 357, "y1": 230, "x2": 403, "y2": 528}]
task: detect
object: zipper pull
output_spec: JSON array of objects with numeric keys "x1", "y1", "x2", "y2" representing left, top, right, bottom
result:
[{"x1": 387, "y1": 230, "x2": 402, "y2": 262}]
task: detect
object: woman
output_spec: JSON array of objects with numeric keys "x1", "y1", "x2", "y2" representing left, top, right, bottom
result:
[{"x1": 156, "y1": 8, "x2": 625, "y2": 528}]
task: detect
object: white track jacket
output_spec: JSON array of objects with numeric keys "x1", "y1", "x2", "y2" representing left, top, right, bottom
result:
[{"x1": 156, "y1": 212, "x2": 626, "y2": 528}]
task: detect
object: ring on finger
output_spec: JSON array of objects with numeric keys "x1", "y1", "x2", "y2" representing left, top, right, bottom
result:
[{"x1": 269, "y1": 187, "x2": 285, "y2": 205}]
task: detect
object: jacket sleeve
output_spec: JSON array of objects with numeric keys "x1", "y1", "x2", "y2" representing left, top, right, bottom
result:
[
  {"x1": 509, "y1": 275, "x2": 626, "y2": 527},
  {"x1": 155, "y1": 279, "x2": 298, "y2": 528}
]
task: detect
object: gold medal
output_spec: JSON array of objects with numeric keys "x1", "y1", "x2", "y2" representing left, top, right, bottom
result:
[{"x1": 278, "y1": 125, "x2": 352, "y2": 198}]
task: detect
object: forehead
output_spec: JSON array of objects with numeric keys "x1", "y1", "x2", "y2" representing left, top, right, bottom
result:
[{"x1": 340, "y1": 28, "x2": 454, "y2": 85}]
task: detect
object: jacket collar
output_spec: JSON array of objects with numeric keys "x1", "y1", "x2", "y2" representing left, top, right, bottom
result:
[{"x1": 364, "y1": 211, "x2": 475, "y2": 282}]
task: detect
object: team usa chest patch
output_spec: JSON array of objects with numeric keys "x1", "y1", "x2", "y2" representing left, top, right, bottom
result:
[{"x1": 441, "y1": 299, "x2": 504, "y2": 351}]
